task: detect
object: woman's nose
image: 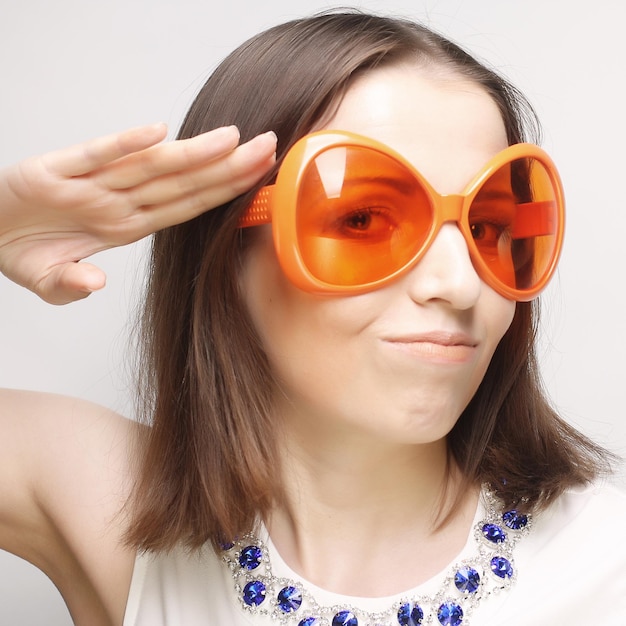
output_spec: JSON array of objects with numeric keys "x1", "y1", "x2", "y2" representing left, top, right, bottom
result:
[{"x1": 403, "y1": 223, "x2": 482, "y2": 310}]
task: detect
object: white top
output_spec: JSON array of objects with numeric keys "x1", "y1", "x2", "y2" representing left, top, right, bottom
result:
[{"x1": 123, "y1": 482, "x2": 626, "y2": 625}]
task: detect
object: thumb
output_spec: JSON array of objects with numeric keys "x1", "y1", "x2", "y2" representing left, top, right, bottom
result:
[{"x1": 36, "y1": 262, "x2": 107, "y2": 305}]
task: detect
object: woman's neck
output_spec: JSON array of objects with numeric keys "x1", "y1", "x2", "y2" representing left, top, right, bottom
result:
[{"x1": 266, "y1": 414, "x2": 479, "y2": 597}]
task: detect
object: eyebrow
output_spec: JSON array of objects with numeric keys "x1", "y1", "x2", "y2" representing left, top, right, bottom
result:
[
  {"x1": 471, "y1": 187, "x2": 516, "y2": 201},
  {"x1": 338, "y1": 175, "x2": 421, "y2": 195}
]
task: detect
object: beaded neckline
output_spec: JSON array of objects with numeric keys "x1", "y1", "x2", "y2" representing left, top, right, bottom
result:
[{"x1": 221, "y1": 488, "x2": 530, "y2": 626}]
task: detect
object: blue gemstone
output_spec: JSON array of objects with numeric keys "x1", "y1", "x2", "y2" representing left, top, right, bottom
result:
[
  {"x1": 398, "y1": 602, "x2": 424, "y2": 625},
  {"x1": 220, "y1": 541, "x2": 234, "y2": 550},
  {"x1": 242, "y1": 580, "x2": 266, "y2": 606},
  {"x1": 298, "y1": 619, "x2": 321, "y2": 626},
  {"x1": 332, "y1": 610, "x2": 358, "y2": 626},
  {"x1": 454, "y1": 566, "x2": 480, "y2": 594},
  {"x1": 239, "y1": 545, "x2": 263, "y2": 570},
  {"x1": 502, "y1": 510, "x2": 528, "y2": 530},
  {"x1": 490, "y1": 556, "x2": 514, "y2": 579},
  {"x1": 482, "y1": 523, "x2": 507, "y2": 543},
  {"x1": 437, "y1": 602, "x2": 463, "y2": 626},
  {"x1": 277, "y1": 586, "x2": 303, "y2": 613}
]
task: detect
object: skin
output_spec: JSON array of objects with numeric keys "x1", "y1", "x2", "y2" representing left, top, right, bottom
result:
[
  {"x1": 0, "y1": 63, "x2": 514, "y2": 621},
  {"x1": 241, "y1": 64, "x2": 515, "y2": 595}
]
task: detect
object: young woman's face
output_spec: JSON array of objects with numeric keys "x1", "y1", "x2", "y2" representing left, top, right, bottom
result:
[{"x1": 241, "y1": 64, "x2": 516, "y2": 446}]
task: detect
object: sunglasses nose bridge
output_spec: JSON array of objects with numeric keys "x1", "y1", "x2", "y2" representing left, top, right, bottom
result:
[{"x1": 438, "y1": 194, "x2": 465, "y2": 227}]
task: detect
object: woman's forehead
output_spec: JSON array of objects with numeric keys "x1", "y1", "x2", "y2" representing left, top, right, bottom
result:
[{"x1": 323, "y1": 64, "x2": 508, "y2": 194}]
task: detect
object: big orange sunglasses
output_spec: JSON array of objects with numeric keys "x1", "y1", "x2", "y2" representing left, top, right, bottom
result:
[{"x1": 239, "y1": 130, "x2": 565, "y2": 301}]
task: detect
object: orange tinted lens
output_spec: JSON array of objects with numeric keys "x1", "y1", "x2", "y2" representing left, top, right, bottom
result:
[
  {"x1": 295, "y1": 145, "x2": 433, "y2": 286},
  {"x1": 468, "y1": 156, "x2": 560, "y2": 293}
]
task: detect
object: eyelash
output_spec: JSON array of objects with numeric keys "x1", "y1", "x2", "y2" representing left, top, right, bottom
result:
[{"x1": 333, "y1": 206, "x2": 395, "y2": 237}]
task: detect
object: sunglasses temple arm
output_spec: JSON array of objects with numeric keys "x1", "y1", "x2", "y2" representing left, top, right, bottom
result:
[
  {"x1": 511, "y1": 200, "x2": 558, "y2": 239},
  {"x1": 239, "y1": 186, "x2": 274, "y2": 228}
]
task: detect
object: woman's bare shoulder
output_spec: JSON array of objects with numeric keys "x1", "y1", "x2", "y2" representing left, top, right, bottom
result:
[
  {"x1": 0, "y1": 387, "x2": 142, "y2": 624},
  {"x1": 0, "y1": 386, "x2": 140, "y2": 430},
  {"x1": 0, "y1": 387, "x2": 141, "y2": 517}
]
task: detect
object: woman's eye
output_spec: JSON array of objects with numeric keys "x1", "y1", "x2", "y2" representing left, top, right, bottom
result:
[
  {"x1": 344, "y1": 211, "x2": 373, "y2": 231},
  {"x1": 470, "y1": 221, "x2": 509, "y2": 246},
  {"x1": 335, "y1": 207, "x2": 395, "y2": 239}
]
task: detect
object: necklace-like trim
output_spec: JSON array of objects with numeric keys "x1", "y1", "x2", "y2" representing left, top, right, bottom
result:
[{"x1": 221, "y1": 489, "x2": 531, "y2": 626}]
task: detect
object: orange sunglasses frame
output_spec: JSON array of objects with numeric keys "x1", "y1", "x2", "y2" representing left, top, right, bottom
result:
[{"x1": 240, "y1": 130, "x2": 565, "y2": 301}]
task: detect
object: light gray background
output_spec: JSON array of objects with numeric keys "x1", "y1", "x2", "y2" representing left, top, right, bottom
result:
[{"x1": 1, "y1": 0, "x2": 624, "y2": 623}]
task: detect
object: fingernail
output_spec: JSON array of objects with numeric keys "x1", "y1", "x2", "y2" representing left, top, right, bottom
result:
[
  {"x1": 226, "y1": 125, "x2": 240, "y2": 141},
  {"x1": 206, "y1": 125, "x2": 240, "y2": 141}
]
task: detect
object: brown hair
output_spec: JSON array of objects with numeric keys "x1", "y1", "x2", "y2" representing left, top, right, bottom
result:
[{"x1": 126, "y1": 9, "x2": 613, "y2": 552}]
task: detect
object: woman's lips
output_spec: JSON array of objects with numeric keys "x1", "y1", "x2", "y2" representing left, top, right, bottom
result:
[{"x1": 382, "y1": 331, "x2": 478, "y2": 363}]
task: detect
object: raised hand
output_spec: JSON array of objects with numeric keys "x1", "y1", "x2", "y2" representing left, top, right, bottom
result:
[{"x1": 0, "y1": 123, "x2": 276, "y2": 304}]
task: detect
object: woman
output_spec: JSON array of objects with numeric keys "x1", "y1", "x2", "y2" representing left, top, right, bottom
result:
[{"x1": 0, "y1": 10, "x2": 623, "y2": 626}]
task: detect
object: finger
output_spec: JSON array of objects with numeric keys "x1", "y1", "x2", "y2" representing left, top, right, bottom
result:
[
  {"x1": 98, "y1": 125, "x2": 242, "y2": 190},
  {"x1": 43, "y1": 123, "x2": 169, "y2": 178},
  {"x1": 137, "y1": 151, "x2": 276, "y2": 235},
  {"x1": 127, "y1": 130, "x2": 277, "y2": 212},
  {"x1": 35, "y1": 262, "x2": 107, "y2": 305}
]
